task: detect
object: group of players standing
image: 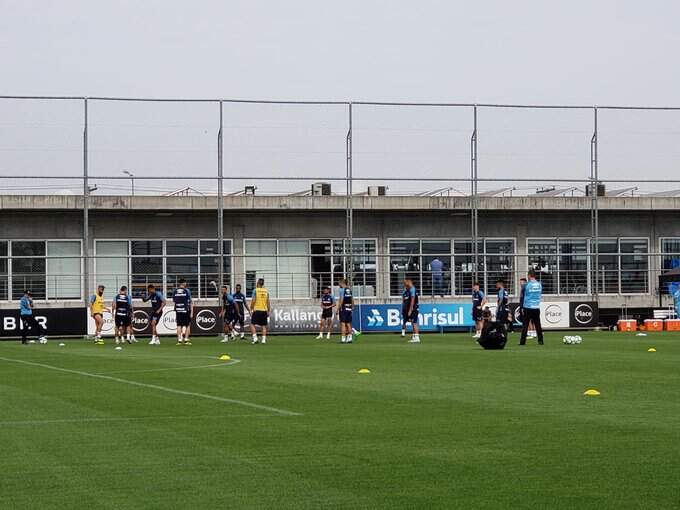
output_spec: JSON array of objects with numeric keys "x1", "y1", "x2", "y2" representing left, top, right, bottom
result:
[{"x1": 87, "y1": 270, "x2": 544, "y2": 346}]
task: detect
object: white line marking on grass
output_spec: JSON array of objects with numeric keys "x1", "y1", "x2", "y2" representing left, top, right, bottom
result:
[
  {"x1": 0, "y1": 356, "x2": 302, "y2": 417},
  {"x1": 0, "y1": 413, "x2": 284, "y2": 426},
  {"x1": 96, "y1": 359, "x2": 241, "y2": 375}
]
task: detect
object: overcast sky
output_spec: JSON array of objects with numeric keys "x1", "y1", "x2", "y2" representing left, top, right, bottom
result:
[{"x1": 2, "y1": 1, "x2": 680, "y2": 195}]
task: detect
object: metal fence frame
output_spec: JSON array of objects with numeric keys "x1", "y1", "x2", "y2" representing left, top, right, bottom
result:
[{"x1": 3, "y1": 95, "x2": 680, "y2": 306}]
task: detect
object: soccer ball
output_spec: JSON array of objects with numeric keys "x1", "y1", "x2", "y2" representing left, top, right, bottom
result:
[
  {"x1": 562, "y1": 335, "x2": 582, "y2": 345},
  {"x1": 38, "y1": 337, "x2": 48, "y2": 344}
]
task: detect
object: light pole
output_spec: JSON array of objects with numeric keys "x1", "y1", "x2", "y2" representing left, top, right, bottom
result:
[{"x1": 123, "y1": 170, "x2": 135, "y2": 196}]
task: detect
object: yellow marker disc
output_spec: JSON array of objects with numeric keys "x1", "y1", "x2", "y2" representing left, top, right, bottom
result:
[
  {"x1": 219, "y1": 355, "x2": 231, "y2": 361},
  {"x1": 647, "y1": 348, "x2": 656, "y2": 353},
  {"x1": 357, "y1": 368, "x2": 371, "y2": 374},
  {"x1": 583, "y1": 389, "x2": 601, "y2": 396}
]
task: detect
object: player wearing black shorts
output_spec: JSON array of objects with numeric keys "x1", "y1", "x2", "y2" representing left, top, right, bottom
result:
[
  {"x1": 249, "y1": 278, "x2": 270, "y2": 345},
  {"x1": 337, "y1": 279, "x2": 354, "y2": 344},
  {"x1": 173, "y1": 280, "x2": 193, "y2": 345},
  {"x1": 316, "y1": 286, "x2": 335, "y2": 339},
  {"x1": 471, "y1": 282, "x2": 486, "y2": 339},
  {"x1": 143, "y1": 283, "x2": 165, "y2": 345},
  {"x1": 401, "y1": 278, "x2": 420, "y2": 343},
  {"x1": 112, "y1": 286, "x2": 134, "y2": 345},
  {"x1": 231, "y1": 284, "x2": 249, "y2": 339},
  {"x1": 220, "y1": 285, "x2": 236, "y2": 343}
]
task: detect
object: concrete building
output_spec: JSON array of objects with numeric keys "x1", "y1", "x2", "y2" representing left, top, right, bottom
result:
[{"x1": 1, "y1": 194, "x2": 679, "y2": 325}]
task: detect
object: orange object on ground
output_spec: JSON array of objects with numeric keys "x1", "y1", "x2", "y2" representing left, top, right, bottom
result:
[
  {"x1": 618, "y1": 319, "x2": 637, "y2": 332},
  {"x1": 644, "y1": 319, "x2": 663, "y2": 332},
  {"x1": 665, "y1": 319, "x2": 680, "y2": 331}
]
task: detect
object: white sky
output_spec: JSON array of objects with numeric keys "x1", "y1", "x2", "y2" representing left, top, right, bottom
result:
[{"x1": 2, "y1": 0, "x2": 680, "y2": 195}]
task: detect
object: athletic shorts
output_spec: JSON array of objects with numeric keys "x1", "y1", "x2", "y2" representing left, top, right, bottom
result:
[
  {"x1": 496, "y1": 309, "x2": 509, "y2": 323},
  {"x1": 402, "y1": 308, "x2": 419, "y2": 324},
  {"x1": 251, "y1": 310, "x2": 268, "y2": 327},
  {"x1": 150, "y1": 311, "x2": 163, "y2": 323},
  {"x1": 472, "y1": 307, "x2": 483, "y2": 322},
  {"x1": 321, "y1": 308, "x2": 333, "y2": 319},
  {"x1": 224, "y1": 310, "x2": 236, "y2": 323},
  {"x1": 115, "y1": 315, "x2": 131, "y2": 327},
  {"x1": 176, "y1": 312, "x2": 191, "y2": 327},
  {"x1": 339, "y1": 310, "x2": 353, "y2": 324}
]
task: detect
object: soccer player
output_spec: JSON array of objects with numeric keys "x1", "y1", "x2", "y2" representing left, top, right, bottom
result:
[
  {"x1": 231, "y1": 284, "x2": 249, "y2": 339},
  {"x1": 19, "y1": 290, "x2": 46, "y2": 344},
  {"x1": 316, "y1": 286, "x2": 335, "y2": 339},
  {"x1": 495, "y1": 279, "x2": 509, "y2": 330},
  {"x1": 430, "y1": 256, "x2": 444, "y2": 296},
  {"x1": 471, "y1": 281, "x2": 487, "y2": 339},
  {"x1": 519, "y1": 269, "x2": 544, "y2": 345},
  {"x1": 220, "y1": 285, "x2": 236, "y2": 343},
  {"x1": 337, "y1": 279, "x2": 354, "y2": 344},
  {"x1": 401, "y1": 278, "x2": 421, "y2": 343},
  {"x1": 89, "y1": 284, "x2": 108, "y2": 344},
  {"x1": 142, "y1": 283, "x2": 165, "y2": 345},
  {"x1": 173, "y1": 279, "x2": 193, "y2": 345},
  {"x1": 249, "y1": 278, "x2": 270, "y2": 344},
  {"x1": 112, "y1": 286, "x2": 134, "y2": 345}
]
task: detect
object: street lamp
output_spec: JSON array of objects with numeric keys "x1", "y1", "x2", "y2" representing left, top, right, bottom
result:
[{"x1": 122, "y1": 170, "x2": 135, "y2": 196}]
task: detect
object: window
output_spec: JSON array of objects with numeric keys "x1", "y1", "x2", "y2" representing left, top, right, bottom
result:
[
  {"x1": 453, "y1": 240, "x2": 481, "y2": 296},
  {"x1": 528, "y1": 239, "x2": 558, "y2": 294},
  {"x1": 349, "y1": 239, "x2": 377, "y2": 297},
  {"x1": 199, "y1": 240, "x2": 231, "y2": 298},
  {"x1": 389, "y1": 240, "x2": 420, "y2": 296},
  {"x1": 452, "y1": 239, "x2": 515, "y2": 297},
  {"x1": 620, "y1": 239, "x2": 648, "y2": 294},
  {"x1": 95, "y1": 241, "x2": 129, "y2": 299},
  {"x1": 165, "y1": 240, "x2": 198, "y2": 297},
  {"x1": 0, "y1": 241, "x2": 7, "y2": 300},
  {"x1": 47, "y1": 241, "x2": 81, "y2": 299},
  {"x1": 310, "y1": 239, "x2": 376, "y2": 298},
  {"x1": 130, "y1": 241, "x2": 163, "y2": 298},
  {"x1": 11, "y1": 241, "x2": 46, "y2": 300},
  {"x1": 389, "y1": 240, "x2": 451, "y2": 296},
  {"x1": 594, "y1": 239, "x2": 619, "y2": 294},
  {"x1": 661, "y1": 239, "x2": 680, "y2": 272},
  {"x1": 245, "y1": 240, "x2": 278, "y2": 296},
  {"x1": 558, "y1": 239, "x2": 588, "y2": 294},
  {"x1": 484, "y1": 240, "x2": 514, "y2": 296}
]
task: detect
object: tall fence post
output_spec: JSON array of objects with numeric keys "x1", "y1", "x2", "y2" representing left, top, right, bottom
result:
[
  {"x1": 470, "y1": 105, "x2": 479, "y2": 285},
  {"x1": 346, "y1": 102, "x2": 353, "y2": 287},
  {"x1": 590, "y1": 106, "x2": 599, "y2": 297},
  {"x1": 82, "y1": 98, "x2": 90, "y2": 308},
  {"x1": 217, "y1": 100, "x2": 224, "y2": 293}
]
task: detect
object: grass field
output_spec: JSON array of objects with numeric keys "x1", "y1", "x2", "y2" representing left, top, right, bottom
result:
[{"x1": 1, "y1": 331, "x2": 679, "y2": 510}]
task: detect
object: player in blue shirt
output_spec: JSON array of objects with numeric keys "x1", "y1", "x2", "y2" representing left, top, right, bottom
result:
[
  {"x1": 173, "y1": 279, "x2": 193, "y2": 345},
  {"x1": 231, "y1": 284, "x2": 249, "y2": 339},
  {"x1": 316, "y1": 286, "x2": 335, "y2": 339},
  {"x1": 19, "y1": 290, "x2": 46, "y2": 344},
  {"x1": 495, "y1": 279, "x2": 510, "y2": 331},
  {"x1": 337, "y1": 279, "x2": 354, "y2": 344},
  {"x1": 112, "y1": 286, "x2": 134, "y2": 345},
  {"x1": 220, "y1": 285, "x2": 237, "y2": 343},
  {"x1": 471, "y1": 282, "x2": 487, "y2": 339},
  {"x1": 519, "y1": 270, "x2": 544, "y2": 345},
  {"x1": 401, "y1": 278, "x2": 421, "y2": 343},
  {"x1": 143, "y1": 283, "x2": 165, "y2": 345}
]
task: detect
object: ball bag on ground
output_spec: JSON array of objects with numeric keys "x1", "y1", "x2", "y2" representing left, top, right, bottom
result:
[{"x1": 478, "y1": 322, "x2": 507, "y2": 350}]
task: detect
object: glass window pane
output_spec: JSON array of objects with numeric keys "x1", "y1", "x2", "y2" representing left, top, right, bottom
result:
[
  {"x1": 311, "y1": 240, "x2": 333, "y2": 297},
  {"x1": 278, "y1": 240, "x2": 309, "y2": 298},
  {"x1": 166, "y1": 240, "x2": 198, "y2": 255},
  {"x1": 0, "y1": 241, "x2": 7, "y2": 300},
  {"x1": 559, "y1": 239, "x2": 588, "y2": 294},
  {"x1": 422, "y1": 240, "x2": 451, "y2": 297},
  {"x1": 350, "y1": 240, "x2": 377, "y2": 298},
  {"x1": 245, "y1": 240, "x2": 277, "y2": 296},
  {"x1": 131, "y1": 257, "x2": 163, "y2": 299},
  {"x1": 165, "y1": 256, "x2": 199, "y2": 296},
  {"x1": 621, "y1": 239, "x2": 648, "y2": 293},
  {"x1": 389, "y1": 240, "x2": 420, "y2": 296},
  {"x1": 528, "y1": 239, "x2": 558, "y2": 294},
  {"x1": 47, "y1": 241, "x2": 81, "y2": 299},
  {"x1": 131, "y1": 240, "x2": 162, "y2": 256},
  {"x1": 11, "y1": 241, "x2": 46, "y2": 299},
  {"x1": 0, "y1": 241, "x2": 7, "y2": 257},
  {"x1": 95, "y1": 241, "x2": 129, "y2": 299},
  {"x1": 485, "y1": 240, "x2": 514, "y2": 296},
  {"x1": 453, "y1": 240, "x2": 483, "y2": 296},
  {"x1": 595, "y1": 239, "x2": 619, "y2": 294}
]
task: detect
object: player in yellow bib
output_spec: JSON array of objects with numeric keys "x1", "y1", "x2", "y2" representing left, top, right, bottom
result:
[
  {"x1": 89, "y1": 284, "x2": 109, "y2": 344},
  {"x1": 249, "y1": 278, "x2": 270, "y2": 344}
]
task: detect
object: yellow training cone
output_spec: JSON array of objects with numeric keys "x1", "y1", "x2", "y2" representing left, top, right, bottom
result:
[
  {"x1": 647, "y1": 348, "x2": 657, "y2": 353},
  {"x1": 219, "y1": 354, "x2": 231, "y2": 361},
  {"x1": 583, "y1": 389, "x2": 601, "y2": 396},
  {"x1": 357, "y1": 368, "x2": 371, "y2": 374}
]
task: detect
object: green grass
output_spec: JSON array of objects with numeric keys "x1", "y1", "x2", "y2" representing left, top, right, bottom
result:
[{"x1": 1, "y1": 331, "x2": 680, "y2": 510}]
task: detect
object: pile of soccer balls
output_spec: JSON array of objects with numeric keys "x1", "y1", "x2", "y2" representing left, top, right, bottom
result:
[{"x1": 562, "y1": 335, "x2": 583, "y2": 345}]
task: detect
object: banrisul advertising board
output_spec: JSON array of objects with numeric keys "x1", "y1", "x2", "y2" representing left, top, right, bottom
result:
[{"x1": 358, "y1": 303, "x2": 474, "y2": 331}]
